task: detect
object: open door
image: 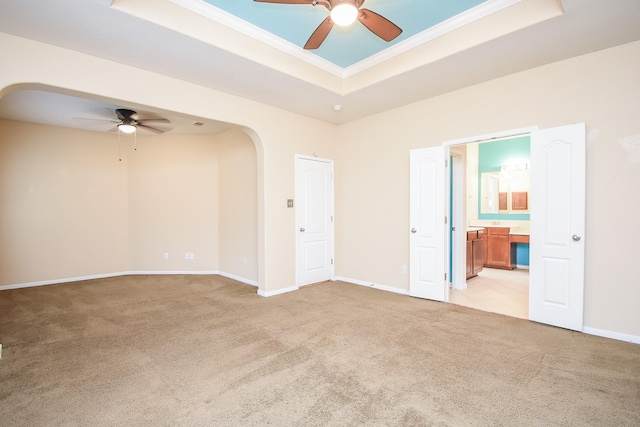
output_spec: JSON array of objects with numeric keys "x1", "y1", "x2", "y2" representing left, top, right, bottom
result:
[
  {"x1": 409, "y1": 146, "x2": 447, "y2": 300},
  {"x1": 530, "y1": 123, "x2": 586, "y2": 331}
]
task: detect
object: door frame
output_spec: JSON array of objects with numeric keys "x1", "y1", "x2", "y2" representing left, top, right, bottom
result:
[
  {"x1": 294, "y1": 154, "x2": 335, "y2": 288},
  {"x1": 443, "y1": 127, "x2": 538, "y2": 300},
  {"x1": 449, "y1": 148, "x2": 467, "y2": 291}
]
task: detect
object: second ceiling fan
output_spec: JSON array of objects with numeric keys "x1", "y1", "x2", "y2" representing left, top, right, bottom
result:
[{"x1": 254, "y1": 0, "x2": 402, "y2": 49}]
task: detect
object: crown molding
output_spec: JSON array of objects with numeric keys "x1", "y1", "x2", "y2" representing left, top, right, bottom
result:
[
  {"x1": 170, "y1": 0, "x2": 523, "y2": 79},
  {"x1": 169, "y1": 0, "x2": 345, "y2": 77},
  {"x1": 343, "y1": 0, "x2": 523, "y2": 77}
]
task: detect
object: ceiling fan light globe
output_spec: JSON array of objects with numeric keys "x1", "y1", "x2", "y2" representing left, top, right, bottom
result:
[
  {"x1": 118, "y1": 123, "x2": 136, "y2": 134},
  {"x1": 331, "y1": 4, "x2": 358, "y2": 26}
]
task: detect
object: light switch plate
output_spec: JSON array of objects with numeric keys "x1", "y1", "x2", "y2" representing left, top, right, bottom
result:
[{"x1": 287, "y1": 199, "x2": 294, "y2": 208}]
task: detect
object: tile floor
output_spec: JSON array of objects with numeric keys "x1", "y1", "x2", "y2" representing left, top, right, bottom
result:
[{"x1": 449, "y1": 267, "x2": 529, "y2": 319}]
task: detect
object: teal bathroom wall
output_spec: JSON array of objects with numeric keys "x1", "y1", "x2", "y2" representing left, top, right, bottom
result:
[
  {"x1": 478, "y1": 136, "x2": 530, "y2": 221},
  {"x1": 478, "y1": 136, "x2": 530, "y2": 266}
]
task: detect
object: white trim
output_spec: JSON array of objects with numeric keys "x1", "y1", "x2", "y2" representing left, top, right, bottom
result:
[
  {"x1": 344, "y1": 0, "x2": 523, "y2": 77},
  {"x1": 217, "y1": 271, "x2": 259, "y2": 287},
  {"x1": 583, "y1": 327, "x2": 640, "y2": 345},
  {"x1": 443, "y1": 126, "x2": 538, "y2": 147},
  {"x1": 334, "y1": 276, "x2": 409, "y2": 296},
  {"x1": 0, "y1": 272, "x2": 127, "y2": 291},
  {"x1": 128, "y1": 270, "x2": 219, "y2": 275},
  {"x1": 170, "y1": 0, "x2": 523, "y2": 77},
  {"x1": 0, "y1": 270, "x2": 258, "y2": 291},
  {"x1": 169, "y1": 0, "x2": 344, "y2": 76},
  {"x1": 257, "y1": 285, "x2": 299, "y2": 298}
]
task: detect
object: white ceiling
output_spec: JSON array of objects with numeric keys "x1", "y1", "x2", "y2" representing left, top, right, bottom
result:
[{"x1": 0, "y1": 0, "x2": 639, "y2": 133}]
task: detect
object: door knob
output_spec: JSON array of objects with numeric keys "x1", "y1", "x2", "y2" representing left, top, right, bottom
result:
[
  {"x1": 572, "y1": 234, "x2": 581, "y2": 241},
  {"x1": 300, "y1": 227, "x2": 305, "y2": 232},
  {"x1": 411, "y1": 228, "x2": 417, "y2": 233}
]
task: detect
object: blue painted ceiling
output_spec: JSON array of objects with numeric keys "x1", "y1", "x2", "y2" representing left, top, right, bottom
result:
[{"x1": 204, "y1": 0, "x2": 488, "y2": 68}]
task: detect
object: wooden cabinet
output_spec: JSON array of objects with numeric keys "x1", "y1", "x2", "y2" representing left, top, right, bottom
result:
[
  {"x1": 484, "y1": 227, "x2": 516, "y2": 270},
  {"x1": 466, "y1": 229, "x2": 484, "y2": 279}
]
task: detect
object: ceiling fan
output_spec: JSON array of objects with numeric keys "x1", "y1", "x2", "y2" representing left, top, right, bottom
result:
[
  {"x1": 254, "y1": 0, "x2": 402, "y2": 49},
  {"x1": 75, "y1": 108, "x2": 172, "y2": 134}
]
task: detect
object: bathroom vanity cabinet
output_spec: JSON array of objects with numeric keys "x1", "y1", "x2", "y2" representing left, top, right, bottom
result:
[
  {"x1": 481, "y1": 226, "x2": 531, "y2": 269},
  {"x1": 484, "y1": 227, "x2": 515, "y2": 269},
  {"x1": 466, "y1": 228, "x2": 484, "y2": 279}
]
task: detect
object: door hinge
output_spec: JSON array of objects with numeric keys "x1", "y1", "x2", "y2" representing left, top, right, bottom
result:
[
  {"x1": 331, "y1": 258, "x2": 334, "y2": 265},
  {"x1": 331, "y1": 215, "x2": 333, "y2": 222},
  {"x1": 445, "y1": 216, "x2": 448, "y2": 224},
  {"x1": 445, "y1": 158, "x2": 448, "y2": 167},
  {"x1": 444, "y1": 273, "x2": 447, "y2": 281}
]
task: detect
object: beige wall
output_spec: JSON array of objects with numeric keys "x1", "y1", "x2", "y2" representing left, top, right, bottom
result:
[
  {"x1": 217, "y1": 129, "x2": 258, "y2": 284},
  {"x1": 0, "y1": 32, "x2": 336, "y2": 294},
  {"x1": 335, "y1": 40, "x2": 640, "y2": 337},
  {"x1": 0, "y1": 120, "x2": 259, "y2": 286},
  {"x1": 0, "y1": 119, "x2": 129, "y2": 284},
  {"x1": 2, "y1": 31, "x2": 639, "y2": 338},
  {"x1": 128, "y1": 133, "x2": 220, "y2": 273}
]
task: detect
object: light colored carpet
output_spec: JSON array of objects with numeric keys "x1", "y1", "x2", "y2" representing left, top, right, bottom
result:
[{"x1": 1, "y1": 275, "x2": 639, "y2": 426}]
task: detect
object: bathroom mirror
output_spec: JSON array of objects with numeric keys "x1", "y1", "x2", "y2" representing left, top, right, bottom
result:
[{"x1": 480, "y1": 169, "x2": 531, "y2": 214}]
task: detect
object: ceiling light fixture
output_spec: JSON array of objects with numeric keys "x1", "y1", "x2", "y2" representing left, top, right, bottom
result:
[
  {"x1": 330, "y1": 3, "x2": 358, "y2": 26},
  {"x1": 118, "y1": 123, "x2": 136, "y2": 134}
]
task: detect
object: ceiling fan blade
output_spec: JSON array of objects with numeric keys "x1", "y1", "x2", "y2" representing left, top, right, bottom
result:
[
  {"x1": 115, "y1": 109, "x2": 126, "y2": 121},
  {"x1": 358, "y1": 8, "x2": 402, "y2": 42},
  {"x1": 304, "y1": 16, "x2": 334, "y2": 50},
  {"x1": 72, "y1": 117, "x2": 119, "y2": 123},
  {"x1": 137, "y1": 118, "x2": 171, "y2": 125},
  {"x1": 137, "y1": 124, "x2": 165, "y2": 134}
]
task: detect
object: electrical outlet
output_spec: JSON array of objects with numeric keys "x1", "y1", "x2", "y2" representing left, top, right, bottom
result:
[
  {"x1": 163, "y1": 253, "x2": 169, "y2": 260},
  {"x1": 402, "y1": 265, "x2": 408, "y2": 274},
  {"x1": 185, "y1": 252, "x2": 189, "y2": 260},
  {"x1": 243, "y1": 257, "x2": 248, "y2": 266},
  {"x1": 189, "y1": 253, "x2": 195, "y2": 260}
]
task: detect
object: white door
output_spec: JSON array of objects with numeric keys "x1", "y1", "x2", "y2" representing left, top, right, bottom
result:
[
  {"x1": 409, "y1": 147, "x2": 447, "y2": 300},
  {"x1": 295, "y1": 156, "x2": 334, "y2": 287},
  {"x1": 530, "y1": 123, "x2": 586, "y2": 331}
]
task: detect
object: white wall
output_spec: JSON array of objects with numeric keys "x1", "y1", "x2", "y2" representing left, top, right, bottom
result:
[{"x1": 335, "y1": 40, "x2": 640, "y2": 338}]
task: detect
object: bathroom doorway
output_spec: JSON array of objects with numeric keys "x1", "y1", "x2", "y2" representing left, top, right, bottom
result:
[{"x1": 447, "y1": 134, "x2": 532, "y2": 319}]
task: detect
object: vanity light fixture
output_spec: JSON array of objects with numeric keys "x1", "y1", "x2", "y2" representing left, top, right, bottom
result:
[{"x1": 501, "y1": 161, "x2": 529, "y2": 171}]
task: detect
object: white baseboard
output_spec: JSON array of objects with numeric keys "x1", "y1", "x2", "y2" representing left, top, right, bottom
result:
[
  {"x1": 0, "y1": 272, "x2": 128, "y2": 291},
  {"x1": 583, "y1": 327, "x2": 640, "y2": 345},
  {"x1": 334, "y1": 276, "x2": 409, "y2": 296},
  {"x1": 257, "y1": 285, "x2": 298, "y2": 298},
  {"x1": 217, "y1": 271, "x2": 258, "y2": 287},
  {"x1": 129, "y1": 270, "x2": 219, "y2": 275},
  {"x1": 0, "y1": 270, "x2": 258, "y2": 291}
]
